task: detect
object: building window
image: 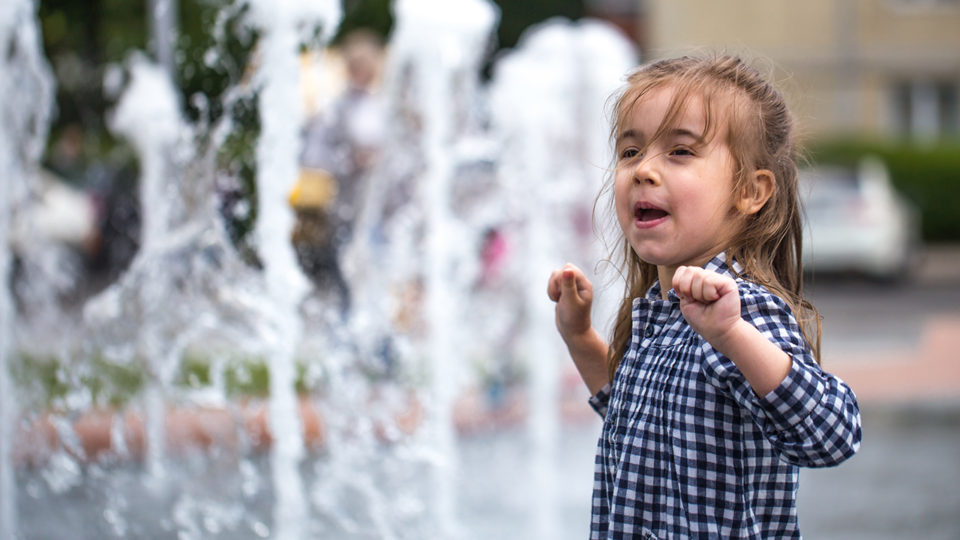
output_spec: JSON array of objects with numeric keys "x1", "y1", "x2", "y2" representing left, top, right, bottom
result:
[{"x1": 891, "y1": 80, "x2": 959, "y2": 139}]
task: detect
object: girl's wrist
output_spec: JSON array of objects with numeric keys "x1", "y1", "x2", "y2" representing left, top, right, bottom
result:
[
  {"x1": 562, "y1": 326, "x2": 611, "y2": 394},
  {"x1": 706, "y1": 317, "x2": 749, "y2": 356},
  {"x1": 708, "y1": 318, "x2": 792, "y2": 396},
  {"x1": 562, "y1": 325, "x2": 599, "y2": 351}
]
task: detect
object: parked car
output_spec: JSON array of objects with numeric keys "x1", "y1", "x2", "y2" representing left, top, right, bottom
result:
[{"x1": 799, "y1": 156, "x2": 921, "y2": 281}]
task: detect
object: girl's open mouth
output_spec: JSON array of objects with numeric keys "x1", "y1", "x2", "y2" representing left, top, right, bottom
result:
[
  {"x1": 634, "y1": 203, "x2": 669, "y2": 227},
  {"x1": 636, "y1": 208, "x2": 668, "y2": 222}
]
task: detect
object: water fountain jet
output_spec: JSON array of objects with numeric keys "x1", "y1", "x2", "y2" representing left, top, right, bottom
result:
[
  {"x1": 1, "y1": 0, "x2": 56, "y2": 535},
  {"x1": 5, "y1": 1, "x2": 638, "y2": 537}
]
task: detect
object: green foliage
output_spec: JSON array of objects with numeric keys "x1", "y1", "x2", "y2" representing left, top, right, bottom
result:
[
  {"x1": 12, "y1": 349, "x2": 317, "y2": 409},
  {"x1": 223, "y1": 357, "x2": 271, "y2": 397},
  {"x1": 11, "y1": 352, "x2": 145, "y2": 409},
  {"x1": 178, "y1": 0, "x2": 259, "y2": 124},
  {"x1": 808, "y1": 138, "x2": 960, "y2": 241},
  {"x1": 39, "y1": 0, "x2": 145, "y2": 174},
  {"x1": 493, "y1": 0, "x2": 584, "y2": 50}
]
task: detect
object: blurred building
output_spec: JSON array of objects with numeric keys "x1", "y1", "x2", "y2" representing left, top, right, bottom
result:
[{"x1": 637, "y1": 0, "x2": 960, "y2": 141}]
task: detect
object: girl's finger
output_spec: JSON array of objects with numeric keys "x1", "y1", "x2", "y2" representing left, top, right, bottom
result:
[
  {"x1": 703, "y1": 276, "x2": 721, "y2": 302},
  {"x1": 566, "y1": 266, "x2": 594, "y2": 305},
  {"x1": 560, "y1": 269, "x2": 580, "y2": 301},
  {"x1": 547, "y1": 269, "x2": 562, "y2": 302},
  {"x1": 672, "y1": 266, "x2": 690, "y2": 297},
  {"x1": 690, "y1": 269, "x2": 706, "y2": 302}
]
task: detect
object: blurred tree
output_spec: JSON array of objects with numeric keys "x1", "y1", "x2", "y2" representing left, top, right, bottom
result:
[
  {"x1": 35, "y1": 0, "x2": 586, "y2": 268},
  {"x1": 38, "y1": 0, "x2": 585, "y2": 164},
  {"x1": 493, "y1": 0, "x2": 584, "y2": 50},
  {"x1": 39, "y1": 0, "x2": 145, "y2": 164}
]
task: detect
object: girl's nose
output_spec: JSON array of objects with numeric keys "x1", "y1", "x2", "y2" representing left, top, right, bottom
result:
[{"x1": 633, "y1": 155, "x2": 662, "y2": 186}]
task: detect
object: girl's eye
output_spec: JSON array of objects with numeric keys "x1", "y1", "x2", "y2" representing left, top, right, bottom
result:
[
  {"x1": 670, "y1": 147, "x2": 694, "y2": 157},
  {"x1": 620, "y1": 148, "x2": 641, "y2": 160}
]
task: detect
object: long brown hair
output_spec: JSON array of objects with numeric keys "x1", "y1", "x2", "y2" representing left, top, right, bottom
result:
[{"x1": 600, "y1": 55, "x2": 820, "y2": 381}]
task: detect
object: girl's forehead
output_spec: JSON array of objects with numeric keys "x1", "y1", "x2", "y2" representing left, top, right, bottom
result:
[
  {"x1": 617, "y1": 82, "x2": 739, "y2": 147},
  {"x1": 619, "y1": 85, "x2": 709, "y2": 138}
]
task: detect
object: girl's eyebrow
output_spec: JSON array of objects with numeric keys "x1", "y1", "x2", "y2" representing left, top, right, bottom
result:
[
  {"x1": 669, "y1": 128, "x2": 705, "y2": 143},
  {"x1": 617, "y1": 128, "x2": 642, "y2": 144},
  {"x1": 617, "y1": 127, "x2": 704, "y2": 145}
]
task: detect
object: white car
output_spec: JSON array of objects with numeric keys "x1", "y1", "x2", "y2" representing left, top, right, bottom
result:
[{"x1": 800, "y1": 156, "x2": 921, "y2": 281}]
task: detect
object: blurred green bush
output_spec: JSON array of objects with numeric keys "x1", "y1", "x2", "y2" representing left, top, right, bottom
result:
[
  {"x1": 808, "y1": 138, "x2": 960, "y2": 242},
  {"x1": 12, "y1": 351, "x2": 311, "y2": 410}
]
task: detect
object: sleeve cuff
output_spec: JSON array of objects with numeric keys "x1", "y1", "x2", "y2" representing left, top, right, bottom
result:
[
  {"x1": 588, "y1": 383, "x2": 611, "y2": 418},
  {"x1": 757, "y1": 356, "x2": 827, "y2": 432}
]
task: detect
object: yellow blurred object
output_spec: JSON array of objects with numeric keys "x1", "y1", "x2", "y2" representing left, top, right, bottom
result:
[{"x1": 289, "y1": 168, "x2": 338, "y2": 209}]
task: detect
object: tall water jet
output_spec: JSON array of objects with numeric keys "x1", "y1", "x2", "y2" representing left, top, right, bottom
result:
[
  {"x1": 489, "y1": 18, "x2": 636, "y2": 538},
  {"x1": 10, "y1": 0, "x2": 641, "y2": 536},
  {"x1": 380, "y1": 0, "x2": 499, "y2": 534},
  {"x1": 148, "y1": 0, "x2": 178, "y2": 77},
  {"x1": 106, "y1": 56, "x2": 190, "y2": 480},
  {"x1": 244, "y1": 0, "x2": 341, "y2": 537},
  {"x1": 0, "y1": 0, "x2": 55, "y2": 536}
]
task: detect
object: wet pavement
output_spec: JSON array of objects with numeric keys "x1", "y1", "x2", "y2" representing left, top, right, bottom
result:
[
  {"x1": 796, "y1": 244, "x2": 960, "y2": 538},
  {"x1": 15, "y1": 246, "x2": 960, "y2": 538},
  {"x1": 458, "y1": 405, "x2": 960, "y2": 540},
  {"x1": 797, "y1": 403, "x2": 960, "y2": 539}
]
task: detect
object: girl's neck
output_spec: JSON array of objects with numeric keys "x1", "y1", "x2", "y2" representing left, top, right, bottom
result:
[
  {"x1": 657, "y1": 265, "x2": 677, "y2": 300},
  {"x1": 656, "y1": 251, "x2": 725, "y2": 300}
]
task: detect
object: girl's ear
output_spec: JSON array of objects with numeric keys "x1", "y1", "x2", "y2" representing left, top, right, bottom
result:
[{"x1": 737, "y1": 169, "x2": 775, "y2": 215}]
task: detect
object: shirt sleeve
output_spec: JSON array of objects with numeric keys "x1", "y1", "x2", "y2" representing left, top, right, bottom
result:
[
  {"x1": 699, "y1": 283, "x2": 862, "y2": 468},
  {"x1": 589, "y1": 383, "x2": 612, "y2": 418}
]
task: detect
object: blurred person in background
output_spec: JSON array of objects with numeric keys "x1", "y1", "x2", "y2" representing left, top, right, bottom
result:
[
  {"x1": 294, "y1": 28, "x2": 386, "y2": 314},
  {"x1": 15, "y1": 122, "x2": 140, "y2": 303}
]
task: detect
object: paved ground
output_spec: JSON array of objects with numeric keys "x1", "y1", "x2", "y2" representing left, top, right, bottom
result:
[
  {"x1": 458, "y1": 407, "x2": 960, "y2": 540},
  {"x1": 811, "y1": 243, "x2": 960, "y2": 406},
  {"x1": 795, "y1": 244, "x2": 960, "y2": 538},
  {"x1": 15, "y1": 246, "x2": 960, "y2": 539},
  {"x1": 466, "y1": 243, "x2": 960, "y2": 539}
]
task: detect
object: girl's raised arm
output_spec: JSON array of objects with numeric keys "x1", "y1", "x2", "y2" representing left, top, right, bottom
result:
[
  {"x1": 548, "y1": 264, "x2": 610, "y2": 395},
  {"x1": 672, "y1": 265, "x2": 792, "y2": 396}
]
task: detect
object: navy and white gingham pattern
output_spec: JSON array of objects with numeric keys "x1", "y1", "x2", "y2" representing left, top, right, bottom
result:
[{"x1": 588, "y1": 255, "x2": 861, "y2": 539}]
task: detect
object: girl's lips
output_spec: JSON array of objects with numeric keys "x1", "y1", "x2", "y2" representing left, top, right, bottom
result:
[{"x1": 633, "y1": 202, "x2": 669, "y2": 229}]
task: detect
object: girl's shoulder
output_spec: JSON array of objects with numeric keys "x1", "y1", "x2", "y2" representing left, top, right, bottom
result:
[
  {"x1": 732, "y1": 278, "x2": 812, "y2": 361},
  {"x1": 707, "y1": 254, "x2": 796, "y2": 318},
  {"x1": 734, "y1": 276, "x2": 797, "y2": 321}
]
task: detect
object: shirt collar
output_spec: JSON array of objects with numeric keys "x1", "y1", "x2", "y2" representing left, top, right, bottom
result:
[{"x1": 642, "y1": 252, "x2": 743, "y2": 302}]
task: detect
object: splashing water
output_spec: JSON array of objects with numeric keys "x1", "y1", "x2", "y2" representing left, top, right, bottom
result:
[
  {"x1": 385, "y1": 0, "x2": 499, "y2": 535},
  {"x1": 1, "y1": 0, "x2": 55, "y2": 536},
  {"x1": 5, "y1": 0, "x2": 637, "y2": 537},
  {"x1": 244, "y1": 1, "x2": 342, "y2": 537},
  {"x1": 489, "y1": 18, "x2": 637, "y2": 539}
]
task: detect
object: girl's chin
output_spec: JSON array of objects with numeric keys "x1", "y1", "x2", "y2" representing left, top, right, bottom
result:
[
  {"x1": 631, "y1": 247, "x2": 711, "y2": 269},
  {"x1": 629, "y1": 241, "x2": 667, "y2": 262}
]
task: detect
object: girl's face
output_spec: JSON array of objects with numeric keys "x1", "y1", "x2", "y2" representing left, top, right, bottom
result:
[{"x1": 614, "y1": 85, "x2": 742, "y2": 274}]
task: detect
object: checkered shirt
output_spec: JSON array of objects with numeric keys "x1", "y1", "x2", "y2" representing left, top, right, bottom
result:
[{"x1": 588, "y1": 255, "x2": 861, "y2": 539}]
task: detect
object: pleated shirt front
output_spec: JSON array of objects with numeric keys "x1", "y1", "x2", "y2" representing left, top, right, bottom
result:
[{"x1": 588, "y1": 256, "x2": 861, "y2": 539}]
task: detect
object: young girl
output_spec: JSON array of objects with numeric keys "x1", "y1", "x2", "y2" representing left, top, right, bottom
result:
[{"x1": 547, "y1": 56, "x2": 861, "y2": 538}]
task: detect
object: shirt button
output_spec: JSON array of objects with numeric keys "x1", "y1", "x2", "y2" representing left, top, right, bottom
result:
[{"x1": 644, "y1": 325, "x2": 654, "y2": 338}]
